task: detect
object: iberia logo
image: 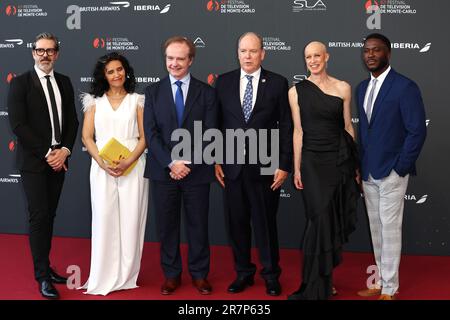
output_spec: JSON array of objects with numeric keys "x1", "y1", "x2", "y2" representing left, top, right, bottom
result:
[
  {"x1": 5, "y1": 5, "x2": 17, "y2": 16},
  {"x1": 207, "y1": 0, "x2": 220, "y2": 11},
  {"x1": 365, "y1": 0, "x2": 380, "y2": 10},
  {"x1": 9, "y1": 140, "x2": 15, "y2": 151},
  {"x1": 93, "y1": 38, "x2": 106, "y2": 48},
  {"x1": 7, "y1": 73, "x2": 17, "y2": 83},
  {"x1": 207, "y1": 74, "x2": 218, "y2": 86}
]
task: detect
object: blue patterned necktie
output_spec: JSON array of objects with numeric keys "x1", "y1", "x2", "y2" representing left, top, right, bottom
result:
[
  {"x1": 242, "y1": 75, "x2": 253, "y2": 122},
  {"x1": 175, "y1": 80, "x2": 184, "y2": 126}
]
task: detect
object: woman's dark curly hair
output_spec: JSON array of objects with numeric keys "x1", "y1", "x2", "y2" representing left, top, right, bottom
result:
[{"x1": 90, "y1": 52, "x2": 136, "y2": 97}]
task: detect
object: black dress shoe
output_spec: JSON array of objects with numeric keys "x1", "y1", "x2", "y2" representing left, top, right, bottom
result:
[
  {"x1": 39, "y1": 280, "x2": 59, "y2": 299},
  {"x1": 227, "y1": 276, "x2": 254, "y2": 293},
  {"x1": 50, "y1": 268, "x2": 68, "y2": 284},
  {"x1": 265, "y1": 279, "x2": 281, "y2": 296}
]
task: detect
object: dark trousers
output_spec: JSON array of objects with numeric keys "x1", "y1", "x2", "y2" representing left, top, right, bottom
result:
[
  {"x1": 151, "y1": 180, "x2": 210, "y2": 280},
  {"x1": 21, "y1": 168, "x2": 65, "y2": 283},
  {"x1": 224, "y1": 168, "x2": 281, "y2": 280}
]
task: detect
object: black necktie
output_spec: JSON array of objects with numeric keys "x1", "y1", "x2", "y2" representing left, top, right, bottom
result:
[{"x1": 45, "y1": 75, "x2": 61, "y2": 144}]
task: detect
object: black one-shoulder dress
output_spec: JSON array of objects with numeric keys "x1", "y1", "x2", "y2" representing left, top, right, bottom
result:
[{"x1": 289, "y1": 80, "x2": 359, "y2": 300}]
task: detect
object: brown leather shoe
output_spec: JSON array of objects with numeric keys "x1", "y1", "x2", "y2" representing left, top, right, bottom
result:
[
  {"x1": 378, "y1": 294, "x2": 396, "y2": 300},
  {"x1": 161, "y1": 276, "x2": 181, "y2": 295},
  {"x1": 357, "y1": 287, "x2": 382, "y2": 297},
  {"x1": 192, "y1": 278, "x2": 212, "y2": 295}
]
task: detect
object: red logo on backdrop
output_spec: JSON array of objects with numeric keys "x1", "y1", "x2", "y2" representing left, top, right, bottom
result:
[
  {"x1": 207, "y1": 74, "x2": 218, "y2": 86},
  {"x1": 93, "y1": 38, "x2": 106, "y2": 48},
  {"x1": 365, "y1": 0, "x2": 380, "y2": 10},
  {"x1": 9, "y1": 141, "x2": 15, "y2": 152},
  {"x1": 5, "y1": 5, "x2": 17, "y2": 16},
  {"x1": 207, "y1": 0, "x2": 220, "y2": 11},
  {"x1": 6, "y1": 73, "x2": 17, "y2": 83}
]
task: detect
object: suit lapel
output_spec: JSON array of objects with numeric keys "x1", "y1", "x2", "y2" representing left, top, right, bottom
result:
[
  {"x1": 181, "y1": 77, "x2": 200, "y2": 126},
  {"x1": 248, "y1": 68, "x2": 267, "y2": 123},
  {"x1": 370, "y1": 68, "x2": 395, "y2": 125},
  {"x1": 161, "y1": 76, "x2": 178, "y2": 128},
  {"x1": 31, "y1": 70, "x2": 50, "y2": 116},
  {"x1": 359, "y1": 79, "x2": 369, "y2": 127},
  {"x1": 229, "y1": 69, "x2": 246, "y2": 123},
  {"x1": 54, "y1": 73, "x2": 65, "y2": 130}
]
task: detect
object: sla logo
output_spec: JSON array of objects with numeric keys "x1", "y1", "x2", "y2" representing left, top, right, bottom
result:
[
  {"x1": 425, "y1": 119, "x2": 430, "y2": 127},
  {"x1": 292, "y1": 74, "x2": 307, "y2": 84},
  {"x1": 207, "y1": 0, "x2": 220, "y2": 11},
  {"x1": 193, "y1": 37, "x2": 206, "y2": 48},
  {"x1": 6, "y1": 72, "x2": 17, "y2": 83},
  {"x1": 5, "y1": 5, "x2": 17, "y2": 16},
  {"x1": 293, "y1": 0, "x2": 326, "y2": 12},
  {"x1": 207, "y1": 74, "x2": 218, "y2": 86},
  {"x1": 351, "y1": 118, "x2": 360, "y2": 124},
  {"x1": 93, "y1": 38, "x2": 106, "y2": 48},
  {"x1": 405, "y1": 194, "x2": 428, "y2": 204}
]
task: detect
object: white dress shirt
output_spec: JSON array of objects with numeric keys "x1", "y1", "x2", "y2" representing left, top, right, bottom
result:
[
  {"x1": 167, "y1": 73, "x2": 191, "y2": 168},
  {"x1": 240, "y1": 68, "x2": 261, "y2": 112},
  {"x1": 34, "y1": 65, "x2": 62, "y2": 146},
  {"x1": 363, "y1": 65, "x2": 391, "y2": 116},
  {"x1": 35, "y1": 65, "x2": 71, "y2": 157}
]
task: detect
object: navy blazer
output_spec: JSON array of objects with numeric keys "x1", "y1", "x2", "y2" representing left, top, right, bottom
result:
[
  {"x1": 356, "y1": 68, "x2": 426, "y2": 180},
  {"x1": 143, "y1": 75, "x2": 217, "y2": 184},
  {"x1": 215, "y1": 68, "x2": 293, "y2": 180}
]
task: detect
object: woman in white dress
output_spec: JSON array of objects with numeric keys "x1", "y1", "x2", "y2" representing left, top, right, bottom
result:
[{"x1": 80, "y1": 52, "x2": 149, "y2": 295}]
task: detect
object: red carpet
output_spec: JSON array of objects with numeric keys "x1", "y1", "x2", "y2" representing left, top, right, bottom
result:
[{"x1": 1, "y1": 233, "x2": 449, "y2": 300}]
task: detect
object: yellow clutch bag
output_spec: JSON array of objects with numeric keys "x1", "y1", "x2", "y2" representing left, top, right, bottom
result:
[{"x1": 98, "y1": 137, "x2": 137, "y2": 176}]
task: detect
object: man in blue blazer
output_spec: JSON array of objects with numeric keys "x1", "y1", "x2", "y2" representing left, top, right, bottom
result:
[
  {"x1": 143, "y1": 36, "x2": 217, "y2": 295},
  {"x1": 356, "y1": 33, "x2": 426, "y2": 300}
]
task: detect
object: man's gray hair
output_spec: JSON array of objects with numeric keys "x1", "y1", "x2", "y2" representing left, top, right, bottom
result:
[
  {"x1": 238, "y1": 32, "x2": 263, "y2": 49},
  {"x1": 32, "y1": 32, "x2": 59, "y2": 51}
]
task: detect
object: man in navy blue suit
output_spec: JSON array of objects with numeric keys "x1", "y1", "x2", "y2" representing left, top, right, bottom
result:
[
  {"x1": 143, "y1": 36, "x2": 217, "y2": 295},
  {"x1": 356, "y1": 33, "x2": 426, "y2": 300}
]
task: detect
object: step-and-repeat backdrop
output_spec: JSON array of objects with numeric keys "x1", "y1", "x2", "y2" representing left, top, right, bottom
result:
[{"x1": 1, "y1": 0, "x2": 448, "y2": 255}]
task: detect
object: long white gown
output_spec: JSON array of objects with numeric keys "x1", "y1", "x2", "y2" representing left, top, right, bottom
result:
[{"x1": 80, "y1": 92, "x2": 149, "y2": 295}]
